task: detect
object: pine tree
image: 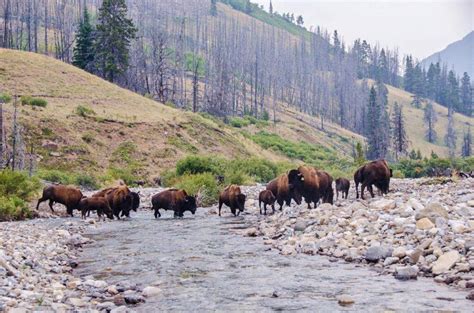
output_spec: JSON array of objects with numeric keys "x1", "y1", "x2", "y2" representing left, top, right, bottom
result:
[
  {"x1": 72, "y1": 7, "x2": 95, "y2": 71},
  {"x1": 269, "y1": 0, "x2": 273, "y2": 15},
  {"x1": 245, "y1": 0, "x2": 252, "y2": 14},
  {"x1": 423, "y1": 102, "x2": 438, "y2": 143},
  {"x1": 411, "y1": 93, "x2": 423, "y2": 108},
  {"x1": 210, "y1": 0, "x2": 218, "y2": 16},
  {"x1": 447, "y1": 70, "x2": 460, "y2": 112},
  {"x1": 445, "y1": 106, "x2": 457, "y2": 158},
  {"x1": 366, "y1": 84, "x2": 389, "y2": 160},
  {"x1": 354, "y1": 142, "x2": 366, "y2": 166},
  {"x1": 461, "y1": 125, "x2": 472, "y2": 157},
  {"x1": 94, "y1": 0, "x2": 137, "y2": 82},
  {"x1": 404, "y1": 55, "x2": 415, "y2": 93},
  {"x1": 296, "y1": 15, "x2": 304, "y2": 26},
  {"x1": 391, "y1": 102, "x2": 408, "y2": 160},
  {"x1": 461, "y1": 72, "x2": 472, "y2": 116}
]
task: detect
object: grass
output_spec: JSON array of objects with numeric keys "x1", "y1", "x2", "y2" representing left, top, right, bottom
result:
[{"x1": 21, "y1": 96, "x2": 48, "y2": 107}]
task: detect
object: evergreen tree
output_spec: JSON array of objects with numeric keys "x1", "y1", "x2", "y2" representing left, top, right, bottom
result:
[
  {"x1": 366, "y1": 84, "x2": 389, "y2": 160},
  {"x1": 354, "y1": 142, "x2": 366, "y2": 166},
  {"x1": 269, "y1": 1, "x2": 273, "y2": 15},
  {"x1": 445, "y1": 106, "x2": 457, "y2": 158},
  {"x1": 461, "y1": 125, "x2": 472, "y2": 157},
  {"x1": 416, "y1": 149, "x2": 422, "y2": 160},
  {"x1": 447, "y1": 70, "x2": 460, "y2": 112},
  {"x1": 72, "y1": 7, "x2": 95, "y2": 71},
  {"x1": 245, "y1": 0, "x2": 252, "y2": 14},
  {"x1": 423, "y1": 102, "x2": 437, "y2": 143},
  {"x1": 461, "y1": 72, "x2": 472, "y2": 116},
  {"x1": 210, "y1": 0, "x2": 218, "y2": 16},
  {"x1": 411, "y1": 93, "x2": 423, "y2": 108},
  {"x1": 94, "y1": 0, "x2": 137, "y2": 82},
  {"x1": 409, "y1": 149, "x2": 417, "y2": 160},
  {"x1": 391, "y1": 102, "x2": 408, "y2": 159},
  {"x1": 296, "y1": 15, "x2": 304, "y2": 26},
  {"x1": 404, "y1": 55, "x2": 415, "y2": 93}
]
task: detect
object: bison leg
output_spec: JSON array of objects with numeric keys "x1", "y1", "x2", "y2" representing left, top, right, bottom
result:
[
  {"x1": 263, "y1": 204, "x2": 267, "y2": 215},
  {"x1": 66, "y1": 206, "x2": 74, "y2": 217},
  {"x1": 360, "y1": 183, "x2": 366, "y2": 200},
  {"x1": 336, "y1": 190, "x2": 339, "y2": 200},
  {"x1": 259, "y1": 200, "x2": 262, "y2": 215},
  {"x1": 272, "y1": 204, "x2": 275, "y2": 214},
  {"x1": 218, "y1": 200, "x2": 223, "y2": 217},
  {"x1": 355, "y1": 182, "x2": 359, "y2": 199},
  {"x1": 154, "y1": 208, "x2": 161, "y2": 219},
  {"x1": 368, "y1": 185, "x2": 375, "y2": 198},
  {"x1": 36, "y1": 197, "x2": 47, "y2": 211},
  {"x1": 81, "y1": 209, "x2": 86, "y2": 220},
  {"x1": 48, "y1": 200, "x2": 55, "y2": 213}
]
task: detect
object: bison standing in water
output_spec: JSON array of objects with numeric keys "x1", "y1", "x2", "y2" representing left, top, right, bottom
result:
[
  {"x1": 36, "y1": 185, "x2": 83, "y2": 216},
  {"x1": 78, "y1": 197, "x2": 113, "y2": 221},
  {"x1": 218, "y1": 185, "x2": 246, "y2": 217},
  {"x1": 266, "y1": 170, "x2": 303, "y2": 211},
  {"x1": 258, "y1": 190, "x2": 276, "y2": 215},
  {"x1": 92, "y1": 185, "x2": 134, "y2": 219},
  {"x1": 355, "y1": 160, "x2": 393, "y2": 200},
  {"x1": 335, "y1": 178, "x2": 350, "y2": 200},
  {"x1": 151, "y1": 189, "x2": 197, "y2": 218}
]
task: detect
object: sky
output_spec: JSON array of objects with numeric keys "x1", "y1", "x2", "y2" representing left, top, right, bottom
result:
[{"x1": 253, "y1": 0, "x2": 473, "y2": 60}]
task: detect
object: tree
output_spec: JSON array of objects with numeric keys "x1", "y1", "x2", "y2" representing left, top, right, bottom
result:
[
  {"x1": 366, "y1": 85, "x2": 389, "y2": 159},
  {"x1": 94, "y1": 0, "x2": 137, "y2": 82},
  {"x1": 296, "y1": 15, "x2": 304, "y2": 26},
  {"x1": 391, "y1": 102, "x2": 408, "y2": 159},
  {"x1": 404, "y1": 55, "x2": 415, "y2": 93},
  {"x1": 210, "y1": 0, "x2": 218, "y2": 16},
  {"x1": 461, "y1": 125, "x2": 472, "y2": 157},
  {"x1": 72, "y1": 7, "x2": 95, "y2": 71},
  {"x1": 411, "y1": 93, "x2": 423, "y2": 108},
  {"x1": 447, "y1": 70, "x2": 460, "y2": 112},
  {"x1": 354, "y1": 142, "x2": 366, "y2": 166},
  {"x1": 461, "y1": 72, "x2": 472, "y2": 116},
  {"x1": 245, "y1": 0, "x2": 252, "y2": 14},
  {"x1": 423, "y1": 102, "x2": 437, "y2": 143},
  {"x1": 269, "y1": 0, "x2": 273, "y2": 15},
  {"x1": 445, "y1": 107, "x2": 457, "y2": 158}
]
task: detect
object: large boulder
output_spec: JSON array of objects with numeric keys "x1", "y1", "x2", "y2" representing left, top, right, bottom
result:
[
  {"x1": 394, "y1": 266, "x2": 419, "y2": 280},
  {"x1": 432, "y1": 251, "x2": 460, "y2": 275},
  {"x1": 370, "y1": 199, "x2": 396, "y2": 211},
  {"x1": 415, "y1": 202, "x2": 448, "y2": 222},
  {"x1": 365, "y1": 245, "x2": 393, "y2": 262}
]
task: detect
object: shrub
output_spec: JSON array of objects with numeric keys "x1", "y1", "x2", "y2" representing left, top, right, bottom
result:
[
  {"x1": 107, "y1": 167, "x2": 140, "y2": 186},
  {"x1": 81, "y1": 133, "x2": 94, "y2": 143},
  {"x1": 0, "y1": 92, "x2": 12, "y2": 103},
  {"x1": 176, "y1": 156, "x2": 222, "y2": 176},
  {"x1": 74, "y1": 173, "x2": 99, "y2": 190},
  {"x1": 75, "y1": 105, "x2": 96, "y2": 117},
  {"x1": 37, "y1": 169, "x2": 75, "y2": 185},
  {"x1": 0, "y1": 196, "x2": 31, "y2": 221},
  {"x1": 21, "y1": 96, "x2": 48, "y2": 107},
  {"x1": 174, "y1": 173, "x2": 220, "y2": 206},
  {"x1": 229, "y1": 117, "x2": 251, "y2": 128}
]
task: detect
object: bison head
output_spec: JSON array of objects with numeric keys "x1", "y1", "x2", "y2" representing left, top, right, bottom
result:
[
  {"x1": 184, "y1": 196, "x2": 197, "y2": 214},
  {"x1": 288, "y1": 169, "x2": 304, "y2": 191},
  {"x1": 131, "y1": 192, "x2": 140, "y2": 212},
  {"x1": 237, "y1": 193, "x2": 246, "y2": 212}
]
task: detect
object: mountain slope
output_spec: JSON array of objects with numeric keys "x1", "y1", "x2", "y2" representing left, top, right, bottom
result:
[
  {"x1": 421, "y1": 31, "x2": 474, "y2": 77},
  {"x1": 0, "y1": 49, "x2": 360, "y2": 180}
]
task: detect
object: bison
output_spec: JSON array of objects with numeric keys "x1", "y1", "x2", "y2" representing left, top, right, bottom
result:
[
  {"x1": 266, "y1": 170, "x2": 303, "y2": 211},
  {"x1": 151, "y1": 189, "x2": 197, "y2": 218},
  {"x1": 295, "y1": 165, "x2": 321, "y2": 209},
  {"x1": 355, "y1": 159, "x2": 392, "y2": 200},
  {"x1": 316, "y1": 170, "x2": 334, "y2": 205},
  {"x1": 335, "y1": 178, "x2": 350, "y2": 200},
  {"x1": 36, "y1": 185, "x2": 83, "y2": 216},
  {"x1": 258, "y1": 190, "x2": 276, "y2": 215},
  {"x1": 78, "y1": 197, "x2": 113, "y2": 221},
  {"x1": 92, "y1": 186, "x2": 133, "y2": 219},
  {"x1": 218, "y1": 185, "x2": 246, "y2": 217}
]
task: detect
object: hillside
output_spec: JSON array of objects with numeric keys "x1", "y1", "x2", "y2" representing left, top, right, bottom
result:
[
  {"x1": 421, "y1": 31, "x2": 474, "y2": 77},
  {"x1": 384, "y1": 83, "x2": 474, "y2": 157},
  {"x1": 0, "y1": 49, "x2": 361, "y2": 181}
]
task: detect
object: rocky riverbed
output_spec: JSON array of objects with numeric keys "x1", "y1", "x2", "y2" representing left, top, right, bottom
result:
[
  {"x1": 1, "y1": 179, "x2": 473, "y2": 311},
  {"x1": 239, "y1": 178, "x2": 474, "y2": 300}
]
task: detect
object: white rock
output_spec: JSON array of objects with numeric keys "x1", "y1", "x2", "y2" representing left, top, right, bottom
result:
[
  {"x1": 370, "y1": 199, "x2": 396, "y2": 211},
  {"x1": 142, "y1": 286, "x2": 161, "y2": 297},
  {"x1": 432, "y1": 251, "x2": 460, "y2": 275}
]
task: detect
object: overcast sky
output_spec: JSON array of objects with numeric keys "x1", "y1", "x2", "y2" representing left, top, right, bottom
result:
[{"x1": 253, "y1": 0, "x2": 473, "y2": 60}]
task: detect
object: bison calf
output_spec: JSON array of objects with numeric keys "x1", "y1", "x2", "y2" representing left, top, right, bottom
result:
[
  {"x1": 259, "y1": 190, "x2": 276, "y2": 215},
  {"x1": 78, "y1": 197, "x2": 113, "y2": 221},
  {"x1": 36, "y1": 185, "x2": 83, "y2": 216},
  {"x1": 335, "y1": 178, "x2": 350, "y2": 200},
  {"x1": 219, "y1": 185, "x2": 246, "y2": 217}
]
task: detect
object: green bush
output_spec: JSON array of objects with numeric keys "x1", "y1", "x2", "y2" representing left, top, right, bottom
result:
[
  {"x1": 0, "y1": 92, "x2": 12, "y2": 103},
  {"x1": 176, "y1": 156, "x2": 222, "y2": 176},
  {"x1": 393, "y1": 157, "x2": 474, "y2": 178},
  {"x1": 75, "y1": 105, "x2": 96, "y2": 117},
  {"x1": 21, "y1": 96, "x2": 48, "y2": 107},
  {"x1": 0, "y1": 196, "x2": 31, "y2": 221},
  {"x1": 173, "y1": 173, "x2": 220, "y2": 206},
  {"x1": 37, "y1": 169, "x2": 75, "y2": 185},
  {"x1": 74, "y1": 173, "x2": 99, "y2": 190},
  {"x1": 229, "y1": 117, "x2": 251, "y2": 128}
]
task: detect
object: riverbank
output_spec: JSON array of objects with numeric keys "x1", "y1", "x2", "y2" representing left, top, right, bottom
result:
[{"x1": 239, "y1": 178, "x2": 474, "y2": 300}]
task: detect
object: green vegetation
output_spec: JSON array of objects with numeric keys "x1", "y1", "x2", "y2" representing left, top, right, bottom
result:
[
  {"x1": 0, "y1": 92, "x2": 12, "y2": 103},
  {"x1": 20, "y1": 96, "x2": 48, "y2": 107},
  {"x1": 107, "y1": 142, "x2": 144, "y2": 185},
  {"x1": 168, "y1": 136, "x2": 198, "y2": 153},
  {"x1": 37, "y1": 169, "x2": 99, "y2": 189},
  {"x1": 228, "y1": 115, "x2": 269, "y2": 128},
  {"x1": 394, "y1": 156, "x2": 474, "y2": 178},
  {"x1": 0, "y1": 170, "x2": 41, "y2": 221},
  {"x1": 75, "y1": 105, "x2": 97, "y2": 117}
]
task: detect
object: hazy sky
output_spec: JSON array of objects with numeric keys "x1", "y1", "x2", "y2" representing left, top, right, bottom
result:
[{"x1": 253, "y1": 0, "x2": 473, "y2": 60}]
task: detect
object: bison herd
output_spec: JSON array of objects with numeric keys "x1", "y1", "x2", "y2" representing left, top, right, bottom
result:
[{"x1": 36, "y1": 159, "x2": 394, "y2": 219}]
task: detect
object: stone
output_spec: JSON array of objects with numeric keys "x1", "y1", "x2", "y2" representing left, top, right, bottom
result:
[
  {"x1": 392, "y1": 247, "x2": 407, "y2": 258},
  {"x1": 337, "y1": 295, "x2": 354, "y2": 306},
  {"x1": 107, "y1": 286, "x2": 119, "y2": 295},
  {"x1": 68, "y1": 298, "x2": 85, "y2": 307},
  {"x1": 467, "y1": 200, "x2": 474, "y2": 208},
  {"x1": 245, "y1": 227, "x2": 258, "y2": 237},
  {"x1": 110, "y1": 306, "x2": 129, "y2": 313},
  {"x1": 416, "y1": 218, "x2": 434, "y2": 230},
  {"x1": 467, "y1": 291, "x2": 474, "y2": 301},
  {"x1": 394, "y1": 266, "x2": 419, "y2": 280},
  {"x1": 370, "y1": 199, "x2": 396, "y2": 211},
  {"x1": 408, "y1": 249, "x2": 422, "y2": 264},
  {"x1": 113, "y1": 295, "x2": 126, "y2": 306},
  {"x1": 365, "y1": 245, "x2": 393, "y2": 262},
  {"x1": 432, "y1": 251, "x2": 460, "y2": 275},
  {"x1": 294, "y1": 220, "x2": 307, "y2": 232},
  {"x1": 142, "y1": 286, "x2": 161, "y2": 297},
  {"x1": 84, "y1": 279, "x2": 108, "y2": 289},
  {"x1": 450, "y1": 221, "x2": 468, "y2": 234},
  {"x1": 97, "y1": 302, "x2": 116, "y2": 311},
  {"x1": 124, "y1": 293, "x2": 145, "y2": 305},
  {"x1": 383, "y1": 257, "x2": 400, "y2": 266},
  {"x1": 415, "y1": 202, "x2": 448, "y2": 222},
  {"x1": 408, "y1": 198, "x2": 424, "y2": 211}
]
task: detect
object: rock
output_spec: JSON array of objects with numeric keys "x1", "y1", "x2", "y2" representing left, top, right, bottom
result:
[
  {"x1": 467, "y1": 291, "x2": 474, "y2": 301},
  {"x1": 124, "y1": 293, "x2": 145, "y2": 305},
  {"x1": 432, "y1": 251, "x2": 460, "y2": 275},
  {"x1": 408, "y1": 198, "x2": 424, "y2": 211},
  {"x1": 110, "y1": 306, "x2": 129, "y2": 313},
  {"x1": 84, "y1": 279, "x2": 108, "y2": 289},
  {"x1": 408, "y1": 249, "x2": 422, "y2": 264},
  {"x1": 415, "y1": 202, "x2": 448, "y2": 222},
  {"x1": 68, "y1": 298, "x2": 85, "y2": 307},
  {"x1": 337, "y1": 295, "x2": 355, "y2": 306},
  {"x1": 392, "y1": 247, "x2": 407, "y2": 258},
  {"x1": 450, "y1": 220, "x2": 468, "y2": 234},
  {"x1": 365, "y1": 245, "x2": 393, "y2": 262},
  {"x1": 107, "y1": 285, "x2": 119, "y2": 295},
  {"x1": 113, "y1": 295, "x2": 126, "y2": 306},
  {"x1": 467, "y1": 200, "x2": 474, "y2": 208},
  {"x1": 245, "y1": 227, "x2": 258, "y2": 237},
  {"x1": 416, "y1": 218, "x2": 435, "y2": 230},
  {"x1": 383, "y1": 257, "x2": 400, "y2": 266},
  {"x1": 466, "y1": 280, "x2": 474, "y2": 288},
  {"x1": 294, "y1": 220, "x2": 307, "y2": 232},
  {"x1": 394, "y1": 266, "x2": 419, "y2": 280},
  {"x1": 281, "y1": 245, "x2": 296, "y2": 256},
  {"x1": 142, "y1": 286, "x2": 161, "y2": 297},
  {"x1": 97, "y1": 302, "x2": 116, "y2": 311},
  {"x1": 370, "y1": 199, "x2": 396, "y2": 211}
]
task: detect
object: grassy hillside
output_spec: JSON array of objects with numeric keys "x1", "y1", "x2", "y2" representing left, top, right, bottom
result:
[
  {"x1": 384, "y1": 84, "x2": 473, "y2": 157},
  {"x1": 0, "y1": 49, "x2": 360, "y2": 184}
]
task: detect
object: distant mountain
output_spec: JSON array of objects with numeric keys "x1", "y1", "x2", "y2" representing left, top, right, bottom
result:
[{"x1": 421, "y1": 31, "x2": 474, "y2": 77}]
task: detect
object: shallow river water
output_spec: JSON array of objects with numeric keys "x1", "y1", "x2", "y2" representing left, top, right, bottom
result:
[{"x1": 75, "y1": 210, "x2": 472, "y2": 312}]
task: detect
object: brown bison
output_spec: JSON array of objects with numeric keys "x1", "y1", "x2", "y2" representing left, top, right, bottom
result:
[
  {"x1": 258, "y1": 190, "x2": 276, "y2": 215},
  {"x1": 335, "y1": 178, "x2": 350, "y2": 200},
  {"x1": 296, "y1": 165, "x2": 321, "y2": 209},
  {"x1": 151, "y1": 189, "x2": 197, "y2": 218},
  {"x1": 316, "y1": 170, "x2": 334, "y2": 205},
  {"x1": 78, "y1": 197, "x2": 113, "y2": 221},
  {"x1": 36, "y1": 185, "x2": 83, "y2": 216},
  {"x1": 218, "y1": 185, "x2": 246, "y2": 217},
  {"x1": 266, "y1": 170, "x2": 303, "y2": 211},
  {"x1": 354, "y1": 160, "x2": 393, "y2": 200},
  {"x1": 92, "y1": 186, "x2": 133, "y2": 219}
]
